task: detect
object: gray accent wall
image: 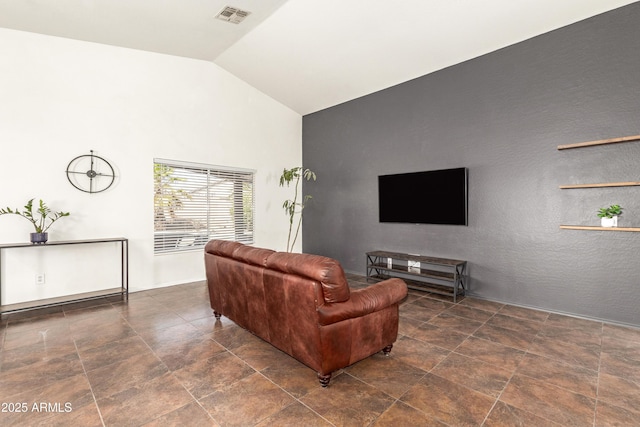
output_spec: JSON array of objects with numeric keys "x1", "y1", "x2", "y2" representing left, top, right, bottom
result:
[{"x1": 301, "y1": 3, "x2": 640, "y2": 327}]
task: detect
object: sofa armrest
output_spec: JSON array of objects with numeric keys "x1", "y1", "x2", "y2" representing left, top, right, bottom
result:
[{"x1": 317, "y1": 278, "x2": 408, "y2": 326}]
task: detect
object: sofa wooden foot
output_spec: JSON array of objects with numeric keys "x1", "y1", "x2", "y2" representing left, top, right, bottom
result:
[
  {"x1": 213, "y1": 310, "x2": 221, "y2": 319},
  {"x1": 318, "y1": 373, "x2": 332, "y2": 387},
  {"x1": 382, "y1": 344, "x2": 393, "y2": 356}
]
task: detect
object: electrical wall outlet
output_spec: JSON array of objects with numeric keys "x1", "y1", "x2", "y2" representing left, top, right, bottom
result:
[{"x1": 35, "y1": 273, "x2": 45, "y2": 285}]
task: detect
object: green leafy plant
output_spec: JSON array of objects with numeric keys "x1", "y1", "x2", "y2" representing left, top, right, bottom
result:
[
  {"x1": 597, "y1": 204, "x2": 622, "y2": 219},
  {"x1": 279, "y1": 167, "x2": 316, "y2": 252},
  {"x1": 153, "y1": 163, "x2": 192, "y2": 231},
  {"x1": 0, "y1": 198, "x2": 70, "y2": 233}
]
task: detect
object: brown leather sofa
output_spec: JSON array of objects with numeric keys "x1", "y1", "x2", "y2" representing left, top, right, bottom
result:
[{"x1": 204, "y1": 240, "x2": 408, "y2": 386}]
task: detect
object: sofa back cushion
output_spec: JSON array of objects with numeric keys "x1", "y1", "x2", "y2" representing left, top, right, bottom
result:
[
  {"x1": 265, "y1": 252, "x2": 350, "y2": 303},
  {"x1": 233, "y1": 245, "x2": 275, "y2": 267},
  {"x1": 205, "y1": 240, "x2": 243, "y2": 257}
]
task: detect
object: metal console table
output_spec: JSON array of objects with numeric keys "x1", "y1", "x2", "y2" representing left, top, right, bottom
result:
[
  {"x1": 0, "y1": 238, "x2": 128, "y2": 314},
  {"x1": 366, "y1": 250, "x2": 467, "y2": 302}
]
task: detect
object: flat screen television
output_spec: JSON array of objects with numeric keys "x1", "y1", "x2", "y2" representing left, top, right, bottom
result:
[{"x1": 378, "y1": 167, "x2": 468, "y2": 225}]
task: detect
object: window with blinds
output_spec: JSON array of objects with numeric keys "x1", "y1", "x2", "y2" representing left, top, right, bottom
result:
[{"x1": 153, "y1": 159, "x2": 255, "y2": 254}]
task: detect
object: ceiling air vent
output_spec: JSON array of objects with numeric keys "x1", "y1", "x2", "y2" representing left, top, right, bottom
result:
[{"x1": 215, "y1": 6, "x2": 251, "y2": 24}]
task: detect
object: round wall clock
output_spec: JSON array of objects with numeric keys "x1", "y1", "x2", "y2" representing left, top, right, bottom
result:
[{"x1": 66, "y1": 150, "x2": 116, "y2": 193}]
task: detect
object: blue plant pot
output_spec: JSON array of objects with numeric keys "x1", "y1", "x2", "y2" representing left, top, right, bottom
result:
[{"x1": 30, "y1": 232, "x2": 48, "y2": 244}]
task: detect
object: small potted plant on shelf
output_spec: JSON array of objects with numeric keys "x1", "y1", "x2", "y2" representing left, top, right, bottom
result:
[
  {"x1": 597, "y1": 204, "x2": 622, "y2": 228},
  {"x1": 0, "y1": 198, "x2": 70, "y2": 244}
]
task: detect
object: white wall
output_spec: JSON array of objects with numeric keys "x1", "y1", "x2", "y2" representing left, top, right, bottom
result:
[{"x1": 0, "y1": 28, "x2": 302, "y2": 303}]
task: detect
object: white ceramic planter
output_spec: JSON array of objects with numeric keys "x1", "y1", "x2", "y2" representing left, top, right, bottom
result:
[{"x1": 601, "y1": 216, "x2": 618, "y2": 227}]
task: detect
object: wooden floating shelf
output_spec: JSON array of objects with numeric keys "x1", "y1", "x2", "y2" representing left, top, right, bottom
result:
[
  {"x1": 559, "y1": 181, "x2": 640, "y2": 189},
  {"x1": 557, "y1": 134, "x2": 640, "y2": 150},
  {"x1": 560, "y1": 225, "x2": 640, "y2": 232}
]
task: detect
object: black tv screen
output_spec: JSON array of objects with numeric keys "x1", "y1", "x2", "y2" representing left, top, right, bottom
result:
[{"x1": 378, "y1": 167, "x2": 468, "y2": 225}]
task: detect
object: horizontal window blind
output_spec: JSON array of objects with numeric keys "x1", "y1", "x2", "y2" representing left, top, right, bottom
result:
[{"x1": 153, "y1": 159, "x2": 254, "y2": 254}]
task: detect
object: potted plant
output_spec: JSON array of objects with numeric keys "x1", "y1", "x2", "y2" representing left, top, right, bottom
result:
[
  {"x1": 597, "y1": 204, "x2": 622, "y2": 227},
  {"x1": 279, "y1": 167, "x2": 316, "y2": 252},
  {"x1": 0, "y1": 198, "x2": 70, "y2": 244}
]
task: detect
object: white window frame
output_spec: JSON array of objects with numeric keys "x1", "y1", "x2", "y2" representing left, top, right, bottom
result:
[{"x1": 153, "y1": 158, "x2": 255, "y2": 254}]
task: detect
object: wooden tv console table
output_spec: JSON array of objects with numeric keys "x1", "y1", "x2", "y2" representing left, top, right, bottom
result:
[{"x1": 366, "y1": 250, "x2": 467, "y2": 302}]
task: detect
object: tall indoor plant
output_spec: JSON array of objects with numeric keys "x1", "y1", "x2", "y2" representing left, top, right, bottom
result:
[
  {"x1": 279, "y1": 167, "x2": 316, "y2": 252},
  {"x1": 0, "y1": 198, "x2": 70, "y2": 243}
]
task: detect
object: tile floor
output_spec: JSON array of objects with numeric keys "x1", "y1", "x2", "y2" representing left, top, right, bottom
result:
[{"x1": 1, "y1": 274, "x2": 639, "y2": 426}]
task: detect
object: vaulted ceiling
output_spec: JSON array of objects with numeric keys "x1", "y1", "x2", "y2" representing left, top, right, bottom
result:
[{"x1": 0, "y1": 0, "x2": 636, "y2": 114}]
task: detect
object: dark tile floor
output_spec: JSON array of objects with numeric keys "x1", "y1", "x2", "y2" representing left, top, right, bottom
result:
[{"x1": 1, "y1": 274, "x2": 639, "y2": 426}]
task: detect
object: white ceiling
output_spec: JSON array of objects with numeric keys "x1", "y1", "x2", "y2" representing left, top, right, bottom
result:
[{"x1": 0, "y1": 0, "x2": 637, "y2": 115}]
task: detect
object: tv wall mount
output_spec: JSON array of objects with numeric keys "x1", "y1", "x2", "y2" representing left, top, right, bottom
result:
[{"x1": 66, "y1": 150, "x2": 115, "y2": 193}]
